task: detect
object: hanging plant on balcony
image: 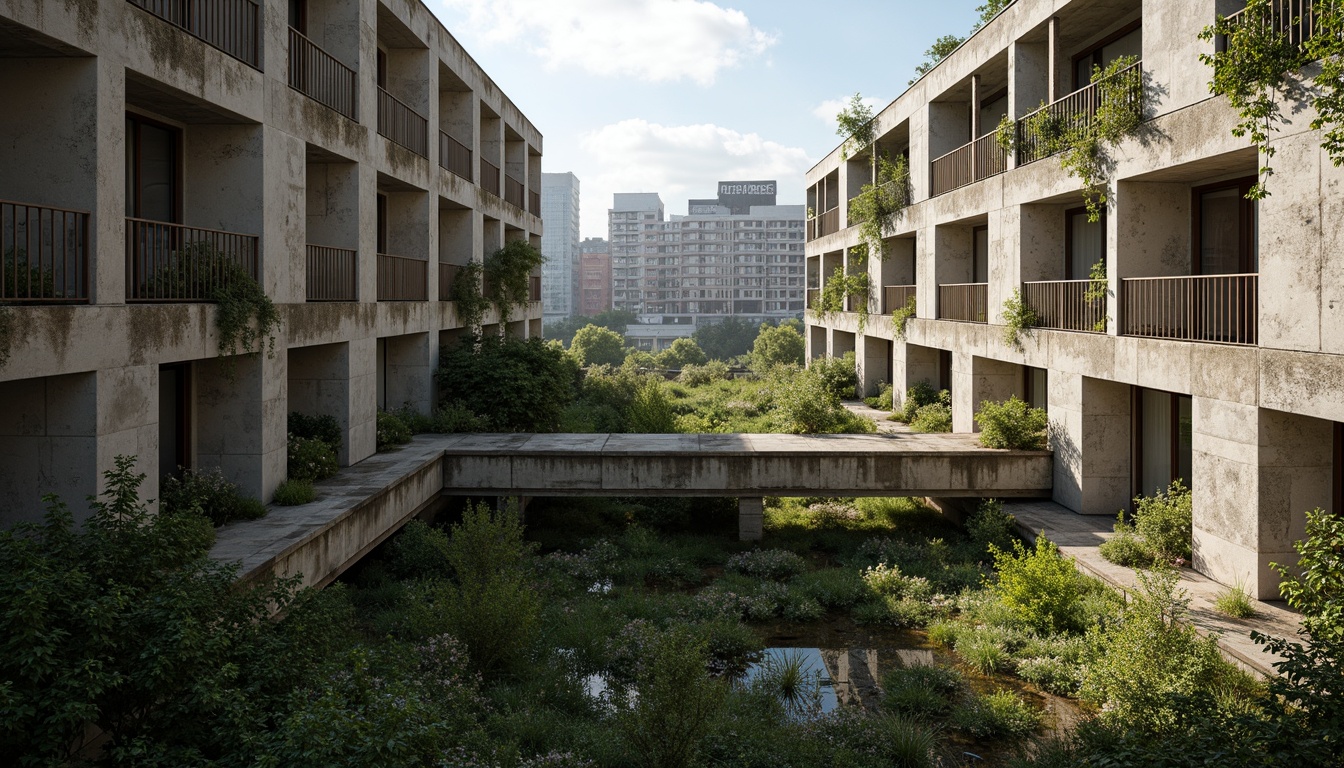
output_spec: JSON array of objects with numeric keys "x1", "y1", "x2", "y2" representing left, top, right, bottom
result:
[
  {"x1": 809, "y1": 265, "x2": 872, "y2": 331},
  {"x1": 449, "y1": 261, "x2": 490, "y2": 330},
  {"x1": 1000, "y1": 287, "x2": 1038, "y2": 350},
  {"x1": 835, "y1": 93, "x2": 876, "y2": 160},
  {"x1": 1199, "y1": 1, "x2": 1344, "y2": 199},
  {"x1": 1084, "y1": 259, "x2": 1108, "y2": 332},
  {"x1": 1000, "y1": 55, "x2": 1144, "y2": 221},
  {"x1": 890, "y1": 295, "x2": 918, "y2": 340},
  {"x1": 849, "y1": 152, "x2": 913, "y2": 257},
  {"x1": 483, "y1": 240, "x2": 544, "y2": 324}
]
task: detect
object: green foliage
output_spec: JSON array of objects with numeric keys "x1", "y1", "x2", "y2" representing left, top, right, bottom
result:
[
  {"x1": 449, "y1": 260, "x2": 490, "y2": 329},
  {"x1": 484, "y1": 239, "x2": 545, "y2": 322},
  {"x1": 676, "y1": 360, "x2": 730, "y2": 387},
  {"x1": 1081, "y1": 568, "x2": 1228, "y2": 732},
  {"x1": 774, "y1": 367, "x2": 876, "y2": 434},
  {"x1": 975, "y1": 0, "x2": 1014, "y2": 27},
  {"x1": 1274, "y1": 507, "x2": 1344, "y2": 643},
  {"x1": 654, "y1": 337, "x2": 708, "y2": 369},
  {"x1": 375, "y1": 409, "x2": 413, "y2": 450},
  {"x1": 436, "y1": 334, "x2": 581, "y2": 432},
  {"x1": 1000, "y1": 288, "x2": 1038, "y2": 349},
  {"x1": 613, "y1": 626, "x2": 726, "y2": 768},
  {"x1": 989, "y1": 537, "x2": 1085, "y2": 634},
  {"x1": 691, "y1": 316, "x2": 758, "y2": 361},
  {"x1": 726, "y1": 548, "x2": 806, "y2": 580},
  {"x1": 810, "y1": 261, "x2": 872, "y2": 328},
  {"x1": 1214, "y1": 581, "x2": 1256, "y2": 619},
  {"x1": 864, "y1": 382, "x2": 894, "y2": 410},
  {"x1": 545, "y1": 308, "x2": 637, "y2": 346},
  {"x1": 288, "y1": 411, "x2": 342, "y2": 449},
  {"x1": 966, "y1": 498, "x2": 1019, "y2": 555},
  {"x1": 882, "y1": 664, "x2": 963, "y2": 719},
  {"x1": 891, "y1": 295, "x2": 917, "y2": 340},
  {"x1": 161, "y1": 466, "x2": 268, "y2": 527},
  {"x1": 894, "y1": 381, "x2": 944, "y2": 423},
  {"x1": 749, "y1": 321, "x2": 805, "y2": 372},
  {"x1": 627, "y1": 379, "x2": 677, "y2": 433},
  {"x1": 400, "y1": 401, "x2": 491, "y2": 434},
  {"x1": 287, "y1": 435, "x2": 338, "y2": 481},
  {"x1": 811, "y1": 350, "x2": 859, "y2": 399},
  {"x1": 834, "y1": 92, "x2": 875, "y2": 160},
  {"x1": 569, "y1": 323, "x2": 628, "y2": 368},
  {"x1": 1100, "y1": 480, "x2": 1193, "y2": 567},
  {"x1": 952, "y1": 689, "x2": 1041, "y2": 741},
  {"x1": 0, "y1": 456, "x2": 322, "y2": 765},
  {"x1": 909, "y1": 34, "x2": 965, "y2": 85},
  {"x1": 974, "y1": 395, "x2": 1048, "y2": 450},
  {"x1": 273, "y1": 478, "x2": 316, "y2": 506},
  {"x1": 908, "y1": 390, "x2": 952, "y2": 433},
  {"x1": 1084, "y1": 258, "x2": 1108, "y2": 332},
  {"x1": 849, "y1": 153, "x2": 913, "y2": 253}
]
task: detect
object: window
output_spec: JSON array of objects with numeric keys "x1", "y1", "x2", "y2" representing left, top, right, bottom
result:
[
  {"x1": 978, "y1": 88, "x2": 1008, "y2": 138},
  {"x1": 1024, "y1": 367, "x2": 1048, "y2": 411},
  {"x1": 1073, "y1": 22, "x2": 1142, "y2": 90},
  {"x1": 288, "y1": 0, "x2": 306, "y2": 33},
  {"x1": 1133, "y1": 388, "x2": 1193, "y2": 497},
  {"x1": 1065, "y1": 207, "x2": 1105, "y2": 280},
  {"x1": 376, "y1": 194, "x2": 388, "y2": 253},
  {"x1": 1193, "y1": 177, "x2": 1258, "y2": 274},
  {"x1": 1334, "y1": 422, "x2": 1342, "y2": 514},
  {"x1": 376, "y1": 49, "x2": 387, "y2": 89},
  {"x1": 938, "y1": 349, "x2": 953, "y2": 394},
  {"x1": 973, "y1": 225, "x2": 989, "y2": 283},
  {"x1": 125, "y1": 114, "x2": 180, "y2": 223}
]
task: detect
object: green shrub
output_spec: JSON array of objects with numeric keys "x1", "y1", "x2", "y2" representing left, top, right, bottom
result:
[
  {"x1": 627, "y1": 379, "x2": 677, "y2": 433},
  {"x1": 1132, "y1": 480, "x2": 1192, "y2": 564},
  {"x1": 287, "y1": 412, "x2": 342, "y2": 450},
  {"x1": 160, "y1": 467, "x2": 268, "y2": 527},
  {"x1": 385, "y1": 520, "x2": 454, "y2": 580},
  {"x1": 1097, "y1": 522, "x2": 1154, "y2": 567},
  {"x1": 864, "y1": 382, "x2": 894, "y2": 410},
  {"x1": 273, "y1": 478, "x2": 315, "y2": 506},
  {"x1": 958, "y1": 633, "x2": 1010, "y2": 675},
  {"x1": 927, "y1": 620, "x2": 959, "y2": 648},
  {"x1": 895, "y1": 381, "x2": 942, "y2": 423},
  {"x1": 654, "y1": 337, "x2": 708, "y2": 369},
  {"x1": 774, "y1": 367, "x2": 876, "y2": 434},
  {"x1": 882, "y1": 664, "x2": 962, "y2": 719},
  {"x1": 1016, "y1": 654, "x2": 1083, "y2": 696},
  {"x1": 967, "y1": 498, "x2": 1018, "y2": 555},
  {"x1": 908, "y1": 401, "x2": 952, "y2": 433},
  {"x1": 375, "y1": 409, "x2": 413, "y2": 450},
  {"x1": 749, "y1": 322, "x2": 805, "y2": 372},
  {"x1": 569, "y1": 324, "x2": 628, "y2": 368},
  {"x1": 811, "y1": 351, "x2": 859, "y2": 399},
  {"x1": 974, "y1": 396, "x2": 1048, "y2": 450},
  {"x1": 989, "y1": 537, "x2": 1085, "y2": 634},
  {"x1": 436, "y1": 334, "x2": 580, "y2": 432},
  {"x1": 952, "y1": 689, "x2": 1041, "y2": 741},
  {"x1": 287, "y1": 434, "x2": 339, "y2": 482},
  {"x1": 862, "y1": 563, "x2": 933, "y2": 601},
  {"x1": 726, "y1": 548, "x2": 806, "y2": 581},
  {"x1": 677, "y1": 360, "x2": 731, "y2": 386},
  {"x1": 793, "y1": 568, "x2": 868, "y2": 609},
  {"x1": 1214, "y1": 582, "x2": 1256, "y2": 618},
  {"x1": 614, "y1": 626, "x2": 726, "y2": 768}
]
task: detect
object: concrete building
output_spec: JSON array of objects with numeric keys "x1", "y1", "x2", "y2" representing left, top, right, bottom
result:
[
  {"x1": 579, "y1": 237, "x2": 612, "y2": 316},
  {"x1": 610, "y1": 182, "x2": 805, "y2": 351},
  {"x1": 804, "y1": 0, "x2": 1344, "y2": 599},
  {"x1": 0, "y1": 0, "x2": 544, "y2": 526},
  {"x1": 540, "y1": 172, "x2": 580, "y2": 321}
]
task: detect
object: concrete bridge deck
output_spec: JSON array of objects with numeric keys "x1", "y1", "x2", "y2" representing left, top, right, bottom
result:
[{"x1": 210, "y1": 432, "x2": 1051, "y2": 590}]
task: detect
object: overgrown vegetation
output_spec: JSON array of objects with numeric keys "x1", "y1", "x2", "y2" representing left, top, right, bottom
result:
[
  {"x1": 273, "y1": 478, "x2": 316, "y2": 506},
  {"x1": 485, "y1": 240, "x2": 546, "y2": 323},
  {"x1": 974, "y1": 396, "x2": 1048, "y2": 450},
  {"x1": 140, "y1": 243, "x2": 279, "y2": 361},
  {"x1": 849, "y1": 153, "x2": 913, "y2": 254},
  {"x1": 160, "y1": 466, "x2": 268, "y2": 527},
  {"x1": 890, "y1": 295, "x2": 917, "y2": 340},
  {"x1": 999, "y1": 288, "x2": 1037, "y2": 349},
  {"x1": 834, "y1": 93, "x2": 875, "y2": 160},
  {"x1": 448, "y1": 260, "x2": 491, "y2": 329},
  {"x1": 1084, "y1": 258, "x2": 1108, "y2": 332},
  {"x1": 809, "y1": 264, "x2": 871, "y2": 328},
  {"x1": 288, "y1": 412, "x2": 341, "y2": 482},
  {"x1": 1099, "y1": 480, "x2": 1193, "y2": 568}
]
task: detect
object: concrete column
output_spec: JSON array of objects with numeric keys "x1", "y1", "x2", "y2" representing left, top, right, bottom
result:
[
  {"x1": 384, "y1": 332, "x2": 435, "y2": 415},
  {"x1": 349, "y1": 336, "x2": 378, "y2": 462},
  {"x1": 262, "y1": 124, "x2": 305, "y2": 305},
  {"x1": 739, "y1": 497, "x2": 763, "y2": 541},
  {"x1": 196, "y1": 352, "x2": 286, "y2": 502},
  {"x1": 894, "y1": 343, "x2": 941, "y2": 402},
  {"x1": 960, "y1": 355, "x2": 1022, "y2": 433},
  {"x1": 859, "y1": 335, "x2": 890, "y2": 398},
  {"x1": 1047, "y1": 16, "x2": 1062, "y2": 101},
  {"x1": 1009, "y1": 39, "x2": 1047, "y2": 171},
  {"x1": 915, "y1": 227, "x2": 939, "y2": 318},
  {"x1": 1050, "y1": 373, "x2": 1131, "y2": 515},
  {"x1": 951, "y1": 351, "x2": 975, "y2": 432},
  {"x1": 970, "y1": 74, "x2": 982, "y2": 140}
]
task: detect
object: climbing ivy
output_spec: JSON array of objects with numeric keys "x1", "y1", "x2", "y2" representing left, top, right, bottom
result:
[
  {"x1": 849, "y1": 153, "x2": 913, "y2": 256},
  {"x1": 1002, "y1": 55, "x2": 1143, "y2": 221},
  {"x1": 449, "y1": 261, "x2": 490, "y2": 330},
  {"x1": 483, "y1": 240, "x2": 545, "y2": 324},
  {"x1": 1084, "y1": 259, "x2": 1108, "y2": 332},
  {"x1": 890, "y1": 295, "x2": 917, "y2": 340},
  {"x1": 1000, "y1": 288, "x2": 1037, "y2": 349},
  {"x1": 809, "y1": 265, "x2": 871, "y2": 331},
  {"x1": 1199, "y1": 1, "x2": 1344, "y2": 199},
  {"x1": 835, "y1": 94, "x2": 875, "y2": 160}
]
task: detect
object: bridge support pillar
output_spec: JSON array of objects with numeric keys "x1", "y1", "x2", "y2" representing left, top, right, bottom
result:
[{"x1": 739, "y1": 497, "x2": 764, "y2": 541}]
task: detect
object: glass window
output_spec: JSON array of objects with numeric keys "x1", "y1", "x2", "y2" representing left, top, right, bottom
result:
[
  {"x1": 1136, "y1": 388, "x2": 1193, "y2": 497},
  {"x1": 1067, "y1": 208, "x2": 1105, "y2": 279},
  {"x1": 1024, "y1": 367, "x2": 1048, "y2": 411},
  {"x1": 973, "y1": 226, "x2": 989, "y2": 283},
  {"x1": 1195, "y1": 179, "x2": 1258, "y2": 274},
  {"x1": 1074, "y1": 25, "x2": 1142, "y2": 90},
  {"x1": 125, "y1": 115, "x2": 178, "y2": 223}
]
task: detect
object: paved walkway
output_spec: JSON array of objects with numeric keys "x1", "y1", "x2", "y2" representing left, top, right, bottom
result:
[
  {"x1": 1008, "y1": 500, "x2": 1302, "y2": 678},
  {"x1": 842, "y1": 400, "x2": 912, "y2": 434}
]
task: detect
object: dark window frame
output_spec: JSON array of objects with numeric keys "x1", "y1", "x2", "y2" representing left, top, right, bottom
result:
[
  {"x1": 1071, "y1": 20, "x2": 1143, "y2": 91},
  {"x1": 376, "y1": 48, "x2": 387, "y2": 89},
  {"x1": 972, "y1": 224, "x2": 989, "y2": 283},
  {"x1": 938, "y1": 349, "x2": 953, "y2": 394},
  {"x1": 125, "y1": 111, "x2": 183, "y2": 224},
  {"x1": 1192, "y1": 176, "x2": 1259, "y2": 275},
  {"x1": 288, "y1": 0, "x2": 307, "y2": 35},
  {"x1": 1132, "y1": 387, "x2": 1193, "y2": 499},
  {"x1": 1064, "y1": 205, "x2": 1106, "y2": 280},
  {"x1": 376, "y1": 193, "x2": 388, "y2": 253},
  {"x1": 1023, "y1": 366, "x2": 1048, "y2": 411}
]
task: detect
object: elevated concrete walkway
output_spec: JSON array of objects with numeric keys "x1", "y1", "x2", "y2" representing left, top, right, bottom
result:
[{"x1": 211, "y1": 432, "x2": 1051, "y2": 591}]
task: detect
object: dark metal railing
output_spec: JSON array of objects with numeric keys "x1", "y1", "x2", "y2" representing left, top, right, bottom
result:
[
  {"x1": 1, "y1": 200, "x2": 90, "y2": 304},
  {"x1": 288, "y1": 28, "x2": 356, "y2": 120},
  {"x1": 377, "y1": 87, "x2": 428, "y2": 157},
  {"x1": 439, "y1": 131, "x2": 472, "y2": 180},
  {"x1": 529, "y1": 190, "x2": 541, "y2": 217},
  {"x1": 126, "y1": 218, "x2": 259, "y2": 302},
  {"x1": 1023, "y1": 279, "x2": 1106, "y2": 333},
  {"x1": 938, "y1": 282, "x2": 988, "y2": 323},
  {"x1": 306, "y1": 244, "x2": 356, "y2": 301},
  {"x1": 504, "y1": 174, "x2": 525, "y2": 210},
  {"x1": 1223, "y1": 1, "x2": 1320, "y2": 51},
  {"x1": 1017, "y1": 61, "x2": 1142, "y2": 166},
  {"x1": 529, "y1": 274, "x2": 541, "y2": 302},
  {"x1": 806, "y1": 207, "x2": 841, "y2": 241},
  {"x1": 438, "y1": 263, "x2": 461, "y2": 300},
  {"x1": 480, "y1": 158, "x2": 501, "y2": 196},
  {"x1": 128, "y1": 0, "x2": 260, "y2": 68},
  {"x1": 931, "y1": 133, "x2": 1007, "y2": 196},
  {"x1": 883, "y1": 284, "x2": 916, "y2": 314},
  {"x1": 1120, "y1": 273, "x2": 1258, "y2": 345},
  {"x1": 376, "y1": 253, "x2": 427, "y2": 301}
]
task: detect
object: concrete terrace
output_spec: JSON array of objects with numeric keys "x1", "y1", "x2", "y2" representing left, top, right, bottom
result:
[{"x1": 211, "y1": 431, "x2": 1052, "y2": 590}]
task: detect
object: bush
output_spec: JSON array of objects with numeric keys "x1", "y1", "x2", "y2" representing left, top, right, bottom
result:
[
  {"x1": 375, "y1": 409, "x2": 413, "y2": 450},
  {"x1": 654, "y1": 337, "x2": 708, "y2": 369},
  {"x1": 385, "y1": 520, "x2": 454, "y2": 580},
  {"x1": 952, "y1": 689, "x2": 1041, "y2": 741},
  {"x1": 1097, "y1": 523, "x2": 1154, "y2": 568},
  {"x1": 161, "y1": 467, "x2": 268, "y2": 527},
  {"x1": 288, "y1": 434, "x2": 339, "y2": 481},
  {"x1": 613, "y1": 626, "x2": 726, "y2": 768},
  {"x1": 436, "y1": 334, "x2": 581, "y2": 432},
  {"x1": 1016, "y1": 654, "x2": 1083, "y2": 696},
  {"x1": 864, "y1": 382, "x2": 894, "y2": 410},
  {"x1": 273, "y1": 478, "x2": 315, "y2": 506},
  {"x1": 811, "y1": 351, "x2": 859, "y2": 399},
  {"x1": 894, "y1": 381, "x2": 942, "y2": 423},
  {"x1": 774, "y1": 367, "x2": 875, "y2": 434},
  {"x1": 677, "y1": 360, "x2": 730, "y2": 387},
  {"x1": 749, "y1": 322, "x2": 805, "y2": 372},
  {"x1": 793, "y1": 568, "x2": 868, "y2": 609},
  {"x1": 974, "y1": 396, "x2": 1048, "y2": 450},
  {"x1": 989, "y1": 537, "x2": 1085, "y2": 634},
  {"x1": 726, "y1": 548, "x2": 806, "y2": 581},
  {"x1": 967, "y1": 498, "x2": 1018, "y2": 555},
  {"x1": 627, "y1": 379, "x2": 677, "y2": 433},
  {"x1": 1100, "y1": 481, "x2": 1193, "y2": 568},
  {"x1": 862, "y1": 563, "x2": 933, "y2": 601},
  {"x1": 569, "y1": 324, "x2": 628, "y2": 368},
  {"x1": 908, "y1": 399, "x2": 952, "y2": 433},
  {"x1": 882, "y1": 664, "x2": 962, "y2": 719},
  {"x1": 288, "y1": 412, "x2": 342, "y2": 450}
]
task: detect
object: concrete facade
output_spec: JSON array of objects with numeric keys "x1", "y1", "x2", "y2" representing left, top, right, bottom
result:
[
  {"x1": 804, "y1": 0, "x2": 1344, "y2": 599},
  {"x1": 0, "y1": 0, "x2": 544, "y2": 525}
]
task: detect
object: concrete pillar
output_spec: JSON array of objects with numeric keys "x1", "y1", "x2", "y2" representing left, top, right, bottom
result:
[
  {"x1": 1050, "y1": 373, "x2": 1132, "y2": 514},
  {"x1": 1047, "y1": 16, "x2": 1063, "y2": 101},
  {"x1": 349, "y1": 336, "x2": 378, "y2": 462},
  {"x1": 196, "y1": 353, "x2": 286, "y2": 502},
  {"x1": 383, "y1": 332, "x2": 435, "y2": 415},
  {"x1": 739, "y1": 497, "x2": 763, "y2": 541},
  {"x1": 894, "y1": 343, "x2": 941, "y2": 408},
  {"x1": 859, "y1": 335, "x2": 890, "y2": 398},
  {"x1": 956, "y1": 355, "x2": 1021, "y2": 433},
  {"x1": 1009, "y1": 38, "x2": 1047, "y2": 170}
]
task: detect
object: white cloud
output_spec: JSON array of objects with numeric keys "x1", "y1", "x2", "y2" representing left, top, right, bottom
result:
[
  {"x1": 811, "y1": 95, "x2": 884, "y2": 123},
  {"x1": 433, "y1": 0, "x2": 776, "y2": 85},
  {"x1": 575, "y1": 119, "x2": 815, "y2": 236}
]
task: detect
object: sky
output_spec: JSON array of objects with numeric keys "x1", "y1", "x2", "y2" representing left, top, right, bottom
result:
[{"x1": 425, "y1": 0, "x2": 988, "y2": 238}]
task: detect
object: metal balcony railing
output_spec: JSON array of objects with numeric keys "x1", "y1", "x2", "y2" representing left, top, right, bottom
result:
[
  {"x1": 438, "y1": 263, "x2": 461, "y2": 300},
  {"x1": 1023, "y1": 279, "x2": 1106, "y2": 333},
  {"x1": 806, "y1": 207, "x2": 841, "y2": 241},
  {"x1": 376, "y1": 253, "x2": 427, "y2": 301},
  {"x1": 288, "y1": 28, "x2": 357, "y2": 120},
  {"x1": 377, "y1": 87, "x2": 428, "y2": 157},
  {"x1": 126, "y1": 218, "x2": 258, "y2": 302},
  {"x1": 931, "y1": 133, "x2": 1007, "y2": 196},
  {"x1": 1120, "y1": 273, "x2": 1258, "y2": 345},
  {"x1": 1223, "y1": 0, "x2": 1320, "y2": 51},
  {"x1": 1017, "y1": 61, "x2": 1142, "y2": 166},
  {"x1": 480, "y1": 158, "x2": 501, "y2": 196},
  {"x1": 938, "y1": 282, "x2": 988, "y2": 323},
  {"x1": 504, "y1": 174, "x2": 525, "y2": 210},
  {"x1": 2, "y1": 200, "x2": 90, "y2": 304},
  {"x1": 883, "y1": 284, "x2": 916, "y2": 314},
  {"x1": 306, "y1": 245, "x2": 356, "y2": 301},
  {"x1": 529, "y1": 190, "x2": 541, "y2": 216},
  {"x1": 439, "y1": 132, "x2": 472, "y2": 180},
  {"x1": 128, "y1": 0, "x2": 261, "y2": 68}
]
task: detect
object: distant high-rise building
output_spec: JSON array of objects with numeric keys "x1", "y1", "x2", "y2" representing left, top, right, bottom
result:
[
  {"x1": 579, "y1": 238, "x2": 612, "y2": 315},
  {"x1": 541, "y1": 172, "x2": 581, "y2": 320},
  {"x1": 608, "y1": 182, "x2": 805, "y2": 350}
]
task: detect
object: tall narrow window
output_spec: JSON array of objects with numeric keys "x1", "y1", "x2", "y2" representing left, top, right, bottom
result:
[
  {"x1": 1134, "y1": 387, "x2": 1193, "y2": 497},
  {"x1": 1334, "y1": 422, "x2": 1343, "y2": 515},
  {"x1": 125, "y1": 114, "x2": 180, "y2": 223},
  {"x1": 376, "y1": 48, "x2": 387, "y2": 89},
  {"x1": 376, "y1": 193, "x2": 388, "y2": 253},
  {"x1": 287, "y1": 0, "x2": 306, "y2": 33},
  {"x1": 1024, "y1": 367, "x2": 1048, "y2": 411},
  {"x1": 938, "y1": 349, "x2": 953, "y2": 395},
  {"x1": 972, "y1": 225, "x2": 989, "y2": 283},
  {"x1": 1065, "y1": 207, "x2": 1105, "y2": 280},
  {"x1": 1194, "y1": 177, "x2": 1258, "y2": 274}
]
